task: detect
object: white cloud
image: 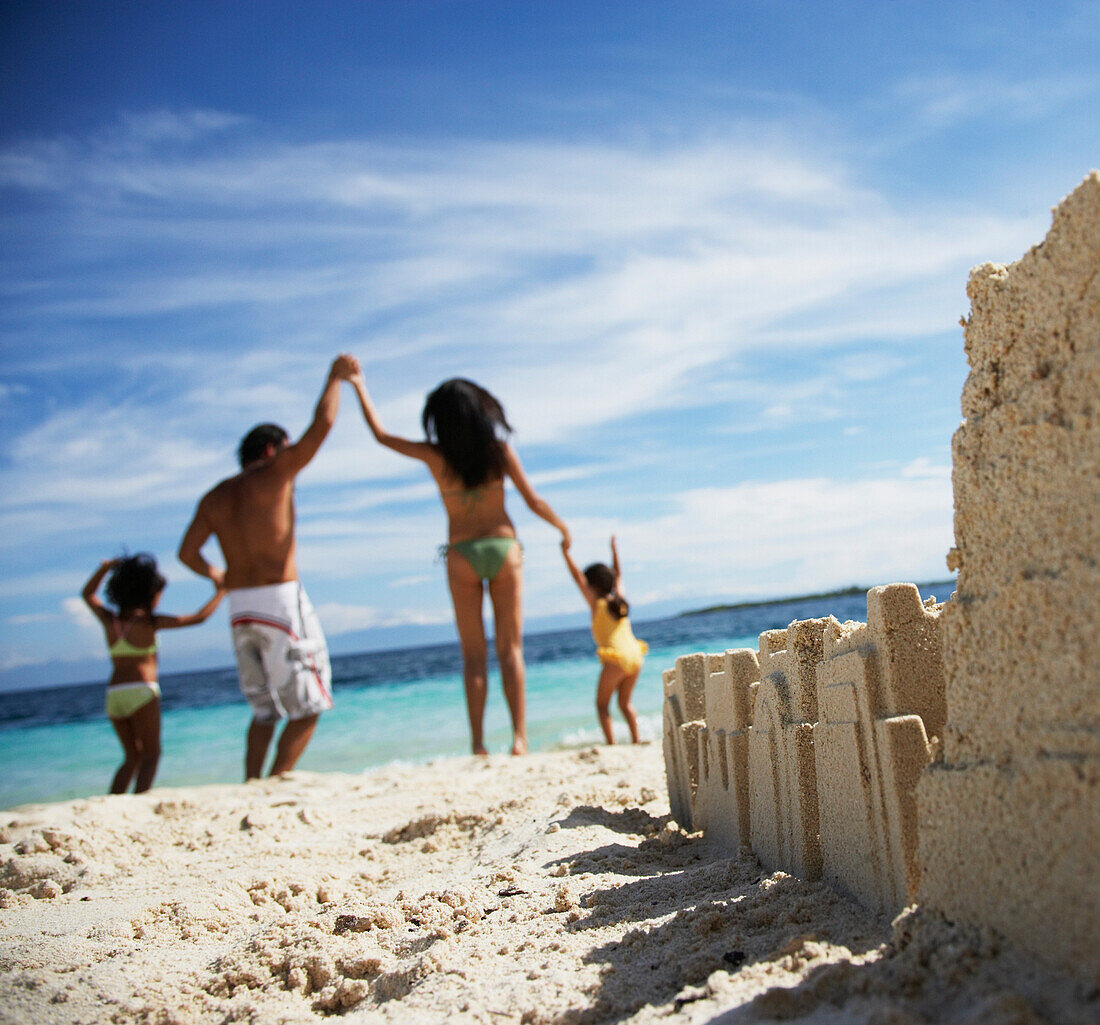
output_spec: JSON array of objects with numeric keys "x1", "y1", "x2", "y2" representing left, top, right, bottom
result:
[
  {"x1": 312, "y1": 601, "x2": 449, "y2": 636},
  {"x1": 0, "y1": 598, "x2": 103, "y2": 671},
  {"x1": 0, "y1": 111, "x2": 1038, "y2": 677},
  {"x1": 62, "y1": 596, "x2": 97, "y2": 629},
  {"x1": 892, "y1": 72, "x2": 1097, "y2": 133},
  {"x1": 2, "y1": 126, "x2": 1039, "y2": 478},
  {"x1": 900, "y1": 457, "x2": 951, "y2": 479},
  {"x1": 558, "y1": 470, "x2": 956, "y2": 611},
  {"x1": 116, "y1": 109, "x2": 248, "y2": 145},
  {"x1": 1, "y1": 403, "x2": 227, "y2": 512},
  {"x1": 1, "y1": 570, "x2": 97, "y2": 599},
  {"x1": 7, "y1": 611, "x2": 60, "y2": 626},
  {"x1": 291, "y1": 466, "x2": 958, "y2": 631},
  {"x1": 389, "y1": 574, "x2": 436, "y2": 589}
]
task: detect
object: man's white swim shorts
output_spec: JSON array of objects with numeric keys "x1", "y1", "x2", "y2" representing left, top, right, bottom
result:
[{"x1": 228, "y1": 582, "x2": 333, "y2": 722}]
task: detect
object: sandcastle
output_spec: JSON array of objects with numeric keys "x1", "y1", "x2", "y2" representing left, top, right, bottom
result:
[
  {"x1": 663, "y1": 171, "x2": 1099, "y2": 982},
  {"x1": 664, "y1": 583, "x2": 946, "y2": 916}
]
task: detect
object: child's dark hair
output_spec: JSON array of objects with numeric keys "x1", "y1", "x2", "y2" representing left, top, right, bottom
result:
[
  {"x1": 106, "y1": 554, "x2": 166, "y2": 616},
  {"x1": 584, "y1": 563, "x2": 629, "y2": 620},
  {"x1": 422, "y1": 378, "x2": 512, "y2": 488}
]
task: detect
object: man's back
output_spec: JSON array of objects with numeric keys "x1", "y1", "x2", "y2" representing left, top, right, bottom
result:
[{"x1": 199, "y1": 464, "x2": 298, "y2": 589}]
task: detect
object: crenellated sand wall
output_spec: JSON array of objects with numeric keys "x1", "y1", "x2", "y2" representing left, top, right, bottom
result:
[
  {"x1": 664, "y1": 582, "x2": 947, "y2": 917},
  {"x1": 663, "y1": 171, "x2": 1100, "y2": 983}
]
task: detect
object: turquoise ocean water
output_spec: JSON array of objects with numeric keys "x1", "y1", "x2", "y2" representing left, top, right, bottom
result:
[{"x1": 0, "y1": 590, "x2": 908, "y2": 809}]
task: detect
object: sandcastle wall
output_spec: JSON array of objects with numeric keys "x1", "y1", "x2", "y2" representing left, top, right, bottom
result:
[
  {"x1": 666, "y1": 583, "x2": 945, "y2": 917},
  {"x1": 663, "y1": 172, "x2": 1099, "y2": 980}
]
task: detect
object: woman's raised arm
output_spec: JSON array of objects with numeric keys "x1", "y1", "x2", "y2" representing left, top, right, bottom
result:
[
  {"x1": 350, "y1": 373, "x2": 435, "y2": 463},
  {"x1": 503, "y1": 443, "x2": 571, "y2": 545}
]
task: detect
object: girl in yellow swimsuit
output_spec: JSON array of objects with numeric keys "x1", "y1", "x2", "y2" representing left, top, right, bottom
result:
[
  {"x1": 82, "y1": 554, "x2": 224, "y2": 794},
  {"x1": 349, "y1": 374, "x2": 570, "y2": 756},
  {"x1": 562, "y1": 535, "x2": 647, "y2": 745}
]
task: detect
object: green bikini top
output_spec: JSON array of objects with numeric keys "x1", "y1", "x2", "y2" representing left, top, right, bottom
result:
[{"x1": 109, "y1": 618, "x2": 158, "y2": 659}]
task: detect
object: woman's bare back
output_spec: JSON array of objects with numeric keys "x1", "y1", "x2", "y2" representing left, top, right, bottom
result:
[{"x1": 436, "y1": 474, "x2": 514, "y2": 542}]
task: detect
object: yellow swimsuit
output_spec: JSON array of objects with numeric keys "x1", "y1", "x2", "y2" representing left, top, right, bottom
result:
[{"x1": 591, "y1": 598, "x2": 649, "y2": 675}]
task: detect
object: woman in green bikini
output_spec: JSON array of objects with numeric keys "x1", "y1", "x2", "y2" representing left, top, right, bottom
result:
[
  {"x1": 350, "y1": 374, "x2": 570, "y2": 755},
  {"x1": 82, "y1": 554, "x2": 224, "y2": 793}
]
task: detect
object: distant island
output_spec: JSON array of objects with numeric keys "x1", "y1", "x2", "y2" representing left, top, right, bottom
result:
[{"x1": 679, "y1": 579, "x2": 957, "y2": 618}]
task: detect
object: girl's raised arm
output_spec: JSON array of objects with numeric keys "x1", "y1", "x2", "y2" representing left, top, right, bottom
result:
[
  {"x1": 350, "y1": 372, "x2": 435, "y2": 463},
  {"x1": 610, "y1": 535, "x2": 624, "y2": 592},
  {"x1": 154, "y1": 585, "x2": 226, "y2": 631},
  {"x1": 561, "y1": 539, "x2": 595, "y2": 609},
  {"x1": 81, "y1": 560, "x2": 117, "y2": 628},
  {"x1": 503, "y1": 443, "x2": 571, "y2": 546}
]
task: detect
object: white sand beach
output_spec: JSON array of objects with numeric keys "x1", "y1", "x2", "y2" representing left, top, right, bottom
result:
[{"x1": 0, "y1": 743, "x2": 1093, "y2": 1025}]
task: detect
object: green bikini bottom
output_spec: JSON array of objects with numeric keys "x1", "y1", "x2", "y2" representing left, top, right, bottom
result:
[{"x1": 446, "y1": 537, "x2": 520, "y2": 581}]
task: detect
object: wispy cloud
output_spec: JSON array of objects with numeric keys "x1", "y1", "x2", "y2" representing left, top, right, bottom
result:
[
  {"x1": 892, "y1": 72, "x2": 1098, "y2": 133},
  {"x1": 313, "y1": 601, "x2": 450, "y2": 635},
  {"x1": 2, "y1": 402, "x2": 227, "y2": 511},
  {"x1": 61, "y1": 596, "x2": 96, "y2": 628},
  {"x1": 3, "y1": 117, "x2": 1035, "y2": 519},
  {"x1": 0, "y1": 105, "x2": 1054, "y2": 680},
  {"x1": 603, "y1": 470, "x2": 955, "y2": 610}
]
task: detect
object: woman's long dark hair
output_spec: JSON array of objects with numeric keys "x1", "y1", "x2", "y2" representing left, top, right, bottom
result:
[
  {"x1": 584, "y1": 563, "x2": 629, "y2": 620},
  {"x1": 106, "y1": 553, "x2": 166, "y2": 617},
  {"x1": 422, "y1": 378, "x2": 512, "y2": 488}
]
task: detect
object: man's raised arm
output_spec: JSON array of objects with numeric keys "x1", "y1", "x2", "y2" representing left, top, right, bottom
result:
[{"x1": 278, "y1": 354, "x2": 360, "y2": 476}]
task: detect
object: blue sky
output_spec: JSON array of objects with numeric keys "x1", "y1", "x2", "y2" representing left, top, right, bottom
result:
[{"x1": 2, "y1": 1, "x2": 1098, "y2": 690}]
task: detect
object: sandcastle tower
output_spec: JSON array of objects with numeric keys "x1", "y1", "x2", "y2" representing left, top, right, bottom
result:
[
  {"x1": 747, "y1": 620, "x2": 827, "y2": 882},
  {"x1": 917, "y1": 171, "x2": 1100, "y2": 981}
]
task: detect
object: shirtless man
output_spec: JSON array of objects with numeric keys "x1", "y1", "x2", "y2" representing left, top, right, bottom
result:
[{"x1": 178, "y1": 354, "x2": 358, "y2": 779}]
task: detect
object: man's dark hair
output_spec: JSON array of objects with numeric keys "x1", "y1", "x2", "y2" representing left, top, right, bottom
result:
[{"x1": 238, "y1": 423, "x2": 289, "y2": 468}]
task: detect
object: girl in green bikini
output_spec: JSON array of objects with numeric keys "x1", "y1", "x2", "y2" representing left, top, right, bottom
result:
[
  {"x1": 82, "y1": 554, "x2": 224, "y2": 793},
  {"x1": 350, "y1": 374, "x2": 570, "y2": 756}
]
